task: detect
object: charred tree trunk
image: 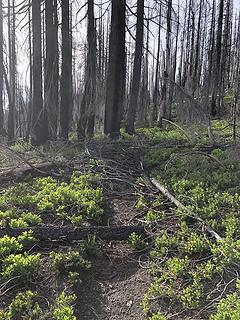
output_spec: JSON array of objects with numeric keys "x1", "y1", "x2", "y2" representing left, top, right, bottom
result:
[
  {"x1": 31, "y1": 0, "x2": 48, "y2": 145},
  {"x1": 158, "y1": 0, "x2": 172, "y2": 126},
  {"x1": 7, "y1": 0, "x2": 15, "y2": 142},
  {"x1": 60, "y1": 0, "x2": 72, "y2": 139},
  {"x1": 211, "y1": 0, "x2": 224, "y2": 117},
  {"x1": 104, "y1": 0, "x2": 126, "y2": 138},
  {"x1": 25, "y1": 0, "x2": 33, "y2": 142},
  {"x1": 0, "y1": 0, "x2": 4, "y2": 136},
  {"x1": 77, "y1": 0, "x2": 97, "y2": 139},
  {"x1": 125, "y1": 0, "x2": 144, "y2": 134},
  {"x1": 45, "y1": 0, "x2": 59, "y2": 140},
  {"x1": 152, "y1": 4, "x2": 161, "y2": 122}
]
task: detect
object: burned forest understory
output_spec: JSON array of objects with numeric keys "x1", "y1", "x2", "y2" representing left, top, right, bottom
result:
[
  {"x1": 0, "y1": 0, "x2": 240, "y2": 319},
  {"x1": 0, "y1": 125, "x2": 240, "y2": 319}
]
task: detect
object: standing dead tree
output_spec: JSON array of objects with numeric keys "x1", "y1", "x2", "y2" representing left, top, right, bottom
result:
[
  {"x1": 45, "y1": 0, "x2": 59, "y2": 140},
  {"x1": 31, "y1": 0, "x2": 49, "y2": 145},
  {"x1": 77, "y1": 0, "x2": 97, "y2": 139},
  {"x1": 104, "y1": 0, "x2": 126, "y2": 138},
  {"x1": 60, "y1": 0, "x2": 72, "y2": 140},
  {"x1": 125, "y1": 0, "x2": 144, "y2": 134}
]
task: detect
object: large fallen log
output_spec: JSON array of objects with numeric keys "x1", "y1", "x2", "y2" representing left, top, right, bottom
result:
[
  {"x1": 0, "y1": 162, "x2": 67, "y2": 183},
  {"x1": 150, "y1": 178, "x2": 222, "y2": 241},
  {"x1": 0, "y1": 225, "x2": 146, "y2": 241}
]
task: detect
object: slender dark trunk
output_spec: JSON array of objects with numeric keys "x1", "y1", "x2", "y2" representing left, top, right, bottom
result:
[
  {"x1": 60, "y1": 0, "x2": 72, "y2": 139},
  {"x1": 125, "y1": 0, "x2": 144, "y2": 134},
  {"x1": 25, "y1": 0, "x2": 33, "y2": 142},
  {"x1": 211, "y1": 0, "x2": 224, "y2": 117},
  {"x1": 45, "y1": 0, "x2": 59, "y2": 140},
  {"x1": 7, "y1": 0, "x2": 15, "y2": 142},
  {"x1": 152, "y1": 4, "x2": 161, "y2": 122},
  {"x1": 77, "y1": 0, "x2": 97, "y2": 139},
  {"x1": 0, "y1": 0, "x2": 4, "y2": 136},
  {"x1": 31, "y1": 0, "x2": 48, "y2": 145},
  {"x1": 104, "y1": 0, "x2": 126, "y2": 138}
]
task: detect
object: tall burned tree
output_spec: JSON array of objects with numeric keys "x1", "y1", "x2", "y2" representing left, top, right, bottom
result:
[
  {"x1": 158, "y1": 0, "x2": 172, "y2": 126},
  {"x1": 31, "y1": 0, "x2": 48, "y2": 145},
  {"x1": 7, "y1": 0, "x2": 16, "y2": 142},
  {"x1": 77, "y1": 0, "x2": 97, "y2": 139},
  {"x1": 125, "y1": 0, "x2": 144, "y2": 134},
  {"x1": 25, "y1": 0, "x2": 33, "y2": 141},
  {"x1": 152, "y1": 4, "x2": 162, "y2": 122},
  {"x1": 45, "y1": 0, "x2": 59, "y2": 140},
  {"x1": 60, "y1": 0, "x2": 72, "y2": 139},
  {"x1": 211, "y1": 0, "x2": 224, "y2": 117},
  {"x1": 104, "y1": 0, "x2": 126, "y2": 138},
  {"x1": 0, "y1": 0, "x2": 4, "y2": 136}
]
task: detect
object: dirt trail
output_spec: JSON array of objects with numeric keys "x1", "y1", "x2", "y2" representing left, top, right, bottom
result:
[
  {"x1": 77, "y1": 146, "x2": 151, "y2": 319},
  {"x1": 76, "y1": 243, "x2": 149, "y2": 320}
]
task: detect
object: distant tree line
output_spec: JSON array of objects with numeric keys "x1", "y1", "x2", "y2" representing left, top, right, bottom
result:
[{"x1": 0, "y1": 0, "x2": 239, "y2": 145}]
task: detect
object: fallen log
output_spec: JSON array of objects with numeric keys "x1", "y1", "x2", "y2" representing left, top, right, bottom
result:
[
  {"x1": 0, "y1": 225, "x2": 146, "y2": 241},
  {"x1": 150, "y1": 178, "x2": 222, "y2": 241},
  {"x1": 0, "y1": 162, "x2": 67, "y2": 182}
]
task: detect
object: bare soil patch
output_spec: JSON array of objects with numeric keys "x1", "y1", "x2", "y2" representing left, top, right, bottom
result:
[{"x1": 76, "y1": 243, "x2": 149, "y2": 320}]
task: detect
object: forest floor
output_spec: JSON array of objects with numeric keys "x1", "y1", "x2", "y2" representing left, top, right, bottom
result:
[{"x1": 0, "y1": 120, "x2": 240, "y2": 319}]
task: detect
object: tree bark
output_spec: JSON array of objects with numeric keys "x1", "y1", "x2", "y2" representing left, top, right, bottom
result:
[
  {"x1": 125, "y1": 0, "x2": 144, "y2": 134},
  {"x1": 77, "y1": 0, "x2": 97, "y2": 139},
  {"x1": 152, "y1": 4, "x2": 161, "y2": 122},
  {"x1": 45, "y1": 0, "x2": 59, "y2": 140},
  {"x1": 60, "y1": 0, "x2": 72, "y2": 140},
  {"x1": 7, "y1": 0, "x2": 15, "y2": 143},
  {"x1": 31, "y1": 0, "x2": 49, "y2": 145},
  {"x1": 0, "y1": 0, "x2": 4, "y2": 136},
  {"x1": 25, "y1": 0, "x2": 33, "y2": 142},
  {"x1": 104, "y1": 0, "x2": 126, "y2": 138},
  {"x1": 211, "y1": 0, "x2": 224, "y2": 117}
]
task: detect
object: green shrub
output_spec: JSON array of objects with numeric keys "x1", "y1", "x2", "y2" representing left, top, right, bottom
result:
[
  {"x1": 0, "y1": 231, "x2": 36, "y2": 259},
  {"x1": 0, "y1": 172, "x2": 104, "y2": 226},
  {"x1": 1, "y1": 253, "x2": 41, "y2": 284},
  {"x1": 149, "y1": 311, "x2": 167, "y2": 320},
  {"x1": 210, "y1": 293, "x2": 240, "y2": 320},
  {"x1": 128, "y1": 232, "x2": 146, "y2": 250},
  {"x1": 53, "y1": 292, "x2": 77, "y2": 320},
  {"x1": 0, "y1": 290, "x2": 42, "y2": 320},
  {"x1": 50, "y1": 250, "x2": 91, "y2": 273}
]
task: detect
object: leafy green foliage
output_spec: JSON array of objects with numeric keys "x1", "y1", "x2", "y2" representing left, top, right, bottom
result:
[
  {"x1": 0, "y1": 291, "x2": 77, "y2": 320},
  {"x1": 140, "y1": 127, "x2": 240, "y2": 318},
  {"x1": 149, "y1": 312, "x2": 167, "y2": 320},
  {"x1": 53, "y1": 292, "x2": 77, "y2": 320},
  {"x1": 50, "y1": 250, "x2": 91, "y2": 273},
  {"x1": 0, "y1": 290, "x2": 42, "y2": 319},
  {"x1": 0, "y1": 172, "x2": 104, "y2": 226},
  {"x1": 209, "y1": 293, "x2": 240, "y2": 320},
  {"x1": 128, "y1": 232, "x2": 146, "y2": 250},
  {"x1": 136, "y1": 127, "x2": 188, "y2": 144},
  {"x1": 0, "y1": 231, "x2": 36, "y2": 258},
  {"x1": 1, "y1": 253, "x2": 41, "y2": 284},
  {"x1": 84, "y1": 234, "x2": 97, "y2": 256}
]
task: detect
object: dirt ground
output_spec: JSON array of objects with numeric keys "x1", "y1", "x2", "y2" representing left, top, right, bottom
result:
[{"x1": 76, "y1": 243, "x2": 150, "y2": 320}]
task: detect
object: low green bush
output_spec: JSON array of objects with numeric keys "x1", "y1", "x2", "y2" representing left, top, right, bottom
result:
[{"x1": 1, "y1": 253, "x2": 41, "y2": 284}]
